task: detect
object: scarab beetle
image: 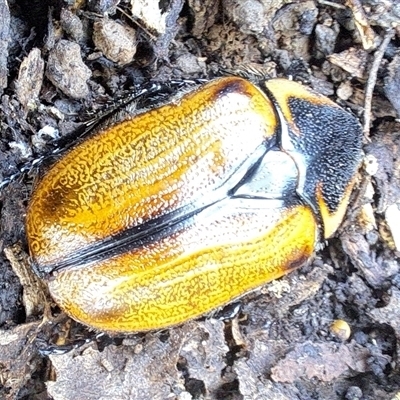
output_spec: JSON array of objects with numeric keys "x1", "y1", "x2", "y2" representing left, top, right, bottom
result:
[{"x1": 26, "y1": 76, "x2": 363, "y2": 332}]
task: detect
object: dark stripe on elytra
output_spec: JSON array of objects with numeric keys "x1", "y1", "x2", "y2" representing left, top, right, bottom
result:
[
  {"x1": 40, "y1": 200, "x2": 215, "y2": 279},
  {"x1": 38, "y1": 141, "x2": 280, "y2": 278}
]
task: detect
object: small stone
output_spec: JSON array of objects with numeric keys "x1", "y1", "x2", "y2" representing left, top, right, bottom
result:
[
  {"x1": 330, "y1": 319, "x2": 351, "y2": 341},
  {"x1": 60, "y1": 8, "x2": 84, "y2": 42},
  {"x1": 15, "y1": 48, "x2": 44, "y2": 111},
  {"x1": 93, "y1": 18, "x2": 137, "y2": 65},
  {"x1": 337, "y1": 80, "x2": 354, "y2": 101},
  {"x1": 345, "y1": 386, "x2": 363, "y2": 400},
  {"x1": 46, "y1": 40, "x2": 91, "y2": 99}
]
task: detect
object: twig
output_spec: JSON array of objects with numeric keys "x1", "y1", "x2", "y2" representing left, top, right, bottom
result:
[
  {"x1": 363, "y1": 29, "x2": 395, "y2": 138},
  {"x1": 317, "y1": 0, "x2": 346, "y2": 10},
  {"x1": 117, "y1": 6, "x2": 157, "y2": 42}
]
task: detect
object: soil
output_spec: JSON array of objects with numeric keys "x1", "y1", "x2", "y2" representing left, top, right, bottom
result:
[{"x1": 0, "y1": 0, "x2": 400, "y2": 399}]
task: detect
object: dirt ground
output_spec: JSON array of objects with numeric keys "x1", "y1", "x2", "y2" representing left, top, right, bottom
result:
[{"x1": 0, "y1": 0, "x2": 400, "y2": 399}]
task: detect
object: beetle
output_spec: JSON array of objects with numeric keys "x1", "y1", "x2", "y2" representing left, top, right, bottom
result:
[{"x1": 26, "y1": 76, "x2": 363, "y2": 332}]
